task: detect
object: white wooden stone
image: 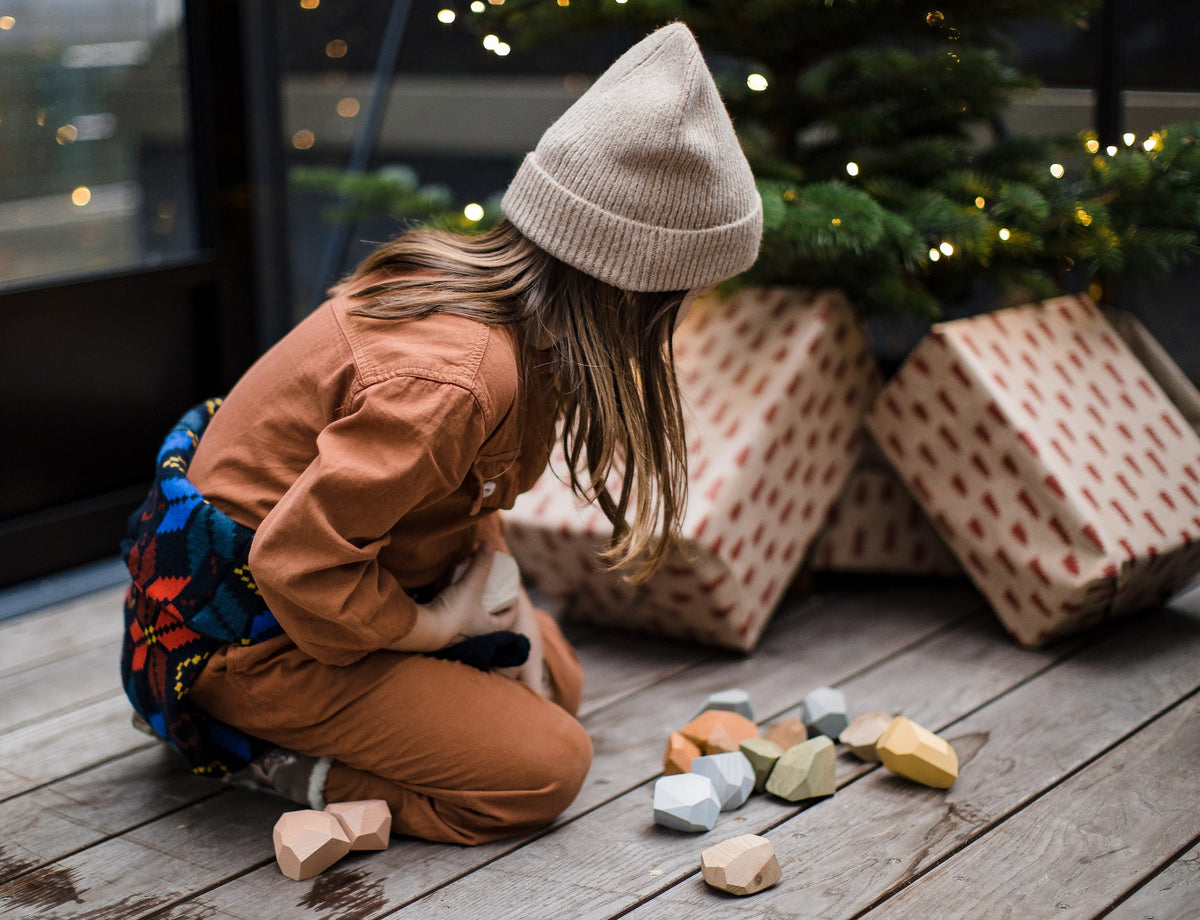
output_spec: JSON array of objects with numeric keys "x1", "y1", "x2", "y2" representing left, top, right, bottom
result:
[
  {"x1": 801, "y1": 686, "x2": 849, "y2": 738},
  {"x1": 652, "y1": 772, "x2": 721, "y2": 832},
  {"x1": 690, "y1": 752, "x2": 755, "y2": 811}
]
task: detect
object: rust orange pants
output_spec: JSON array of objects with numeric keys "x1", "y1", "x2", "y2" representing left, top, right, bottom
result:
[{"x1": 190, "y1": 610, "x2": 591, "y2": 845}]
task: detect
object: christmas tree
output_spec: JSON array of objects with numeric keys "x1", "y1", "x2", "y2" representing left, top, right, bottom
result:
[{"x1": 462, "y1": 0, "x2": 1200, "y2": 319}]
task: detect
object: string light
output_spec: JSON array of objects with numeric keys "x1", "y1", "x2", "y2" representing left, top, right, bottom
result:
[
  {"x1": 470, "y1": 1, "x2": 485, "y2": 10},
  {"x1": 928, "y1": 248, "x2": 941, "y2": 262},
  {"x1": 1106, "y1": 145, "x2": 1117, "y2": 156},
  {"x1": 1123, "y1": 132, "x2": 1135, "y2": 146},
  {"x1": 939, "y1": 241, "x2": 954, "y2": 256},
  {"x1": 1085, "y1": 138, "x2": 1100, "y2": 153},
  {"x1": 998, "y1": 228, "x2": 1011, "y2": 241},
  {"x1": 974, "y1": 196, "x2": 985, "y2": 209},
  {"x1": 845, "y1": 162, "x2": 859, "y2": 177},
  {"x1": 495, "y1": 41, "x2": 511, "y2": 55},
  {"x1": 482, "y1": 33, "x2": 499, "y2": 50},
  {"x1": 747, "y1": 73, "x2": 768, "y2": 91},
  {"x1": 437, "y1": 9, "x2": 456, "y2": 23},
  {"x1": 1050, "y1": 163, "x2": 1065, "y2": 178},
  {"x1": 71, "y1": 186, "x2": 91, "y2": 206},
  {"x1": 1143, "y1": 137, "x2": 1158, "y2": 152},
  {"x1": 464, "y1": 203, "x2": 485, "y2": 222}
]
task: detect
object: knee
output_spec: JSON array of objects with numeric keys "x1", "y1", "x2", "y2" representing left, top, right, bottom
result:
[{"x1": 515, "y1": 711, "x2": 594, "y2": 821}]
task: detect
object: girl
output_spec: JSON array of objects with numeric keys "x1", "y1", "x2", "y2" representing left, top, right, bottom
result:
[{"x1": 121, "y1": 22, "x2": 762, "y2": 845}]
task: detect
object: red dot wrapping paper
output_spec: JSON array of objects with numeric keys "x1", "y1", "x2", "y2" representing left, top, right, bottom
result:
[
  {"x1": 865, "y1": 294, "x2": 1200, "y2": 646},
  {"x1": 505, "y1": 288, "x2": 881, "y2": 651}
]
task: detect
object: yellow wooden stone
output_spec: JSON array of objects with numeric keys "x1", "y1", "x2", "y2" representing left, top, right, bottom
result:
[
  {"x1": 876, "y1": 716, "x2": 958, "y2": 788},
  {"x1": 839, "y1": 711, "x2": 893, "y2": 763},
  {"x1": 700, "y1": 834, "x2": 782, "y2": 896}
]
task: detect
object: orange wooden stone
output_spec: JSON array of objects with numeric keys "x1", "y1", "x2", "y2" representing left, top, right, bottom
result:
[
  {"x1": 680, "y1": 710, "x2": 758, "y2": 755},
  {"x1": 663, "y1": 731, "x2": 702, "y2": 775},
  {"x1": 272, "y1": 809, "x2": 351, "y2": 881},
  {"x1": 326, "y1": 799, "x2": 392, "y2": 851},
  {"x1": 763, "y1": 717, "x2": 807, "y2": 750}
]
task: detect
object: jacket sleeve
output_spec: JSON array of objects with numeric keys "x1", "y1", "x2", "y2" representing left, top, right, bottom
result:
[{"x1": 248, "y1": 375, "x2": 488, "y2": 665}]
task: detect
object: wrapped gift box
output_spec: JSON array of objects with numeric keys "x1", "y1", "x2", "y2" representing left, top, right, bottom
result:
[
  {"x1": 505, "y1": 287, "x2": 881, "y2": 650},
  {"x1": 866, "y1": 294, "x2": 1200, "y2": 646},
  {"x1": 808, "y1": 449, "x2": 962, "y2": 577}
]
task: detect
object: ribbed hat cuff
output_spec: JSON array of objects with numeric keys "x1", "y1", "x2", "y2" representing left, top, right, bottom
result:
[{"x1": 502, "y1": 153, "x2": 763, "y2": 293}]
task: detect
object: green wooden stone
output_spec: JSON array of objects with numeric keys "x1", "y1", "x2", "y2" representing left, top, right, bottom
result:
[
  {"x1": 764, "y1": 736, "x2": 837, "y2": 802},
  {"x1": 739, "y1": 737, "x2": 784, "y2": 793}
]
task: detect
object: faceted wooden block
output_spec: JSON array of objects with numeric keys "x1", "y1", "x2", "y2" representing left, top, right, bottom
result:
[
  {"x1": 877, "y1": 716, "x2": 958, "y2": 788},
  {"x1": 680, "y1": 710, "x2": 759, "y2": 755},
  {"x1": 691, "y1": 752, "x2": 755, "y2": 811},
  {"x1": 663, "y1": 731, "x2": 702, "y2": 776},
  {"x1": 325, "y1": 799, "x2": 391, "y2": 851},
  {"x1": 697, "y1": 688, "x2": 754, "y2": 721},
  {"x1": 482, "y1": 551, "x2": 522, "y2": 614},
  {"x1": 273, "y1": 809, "x2": 352, "y2": 881},
  {"x1": 763, "y1": 717, "x2": 807, "y2": 750},
  {"x1": 652, "y1": 773, "x2": 721, "y2": 832},
  {"x1": 700, "y1": 834, "x2": 783, "y2": 896},
  {"x1": 739, "y1": 737, "x2": 784, "y2": 794},
  {"x1": 801, "y1": 687, "x2": 849, "y2": 738},
  {"x1": 765, "y1": 736, "x2": 837, "y2": 802},
  {"x1": 839, "y1": 711, "x2": 894, "y2": 763}
]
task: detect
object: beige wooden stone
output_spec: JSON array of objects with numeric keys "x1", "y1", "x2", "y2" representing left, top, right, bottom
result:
[
  {"x1": 739, "y1": 737, "x2": 784, "y2": 793},
  {"x1": 272, "y1": 809, "x2": 352, "y2": 881},
  {"x1": 839, "y1": 711, "x2": 894, "y2": 762},
  {"x1": 763, "y1": 717, "x2": 807, "y2": 750},
  {"x1": 764, "y1": 736, "x2": 837, "y2": 802},
  {"x1": 325, "y1": 799, "x2": 391, "y2": 851},
  {"x1": 876, "y1": 716, "x2": 958, "y2": 788},
  {"x1": 663, "y1": 731, "x2": 702, "y2": 775},
  {"x1": 700, "y1": 834, "x2": 782, "y2": 896},
  {"x1": 680, "y1": 709, "x2": 759, "y2": 755}
]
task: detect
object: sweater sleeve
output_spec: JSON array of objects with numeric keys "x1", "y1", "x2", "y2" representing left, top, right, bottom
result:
[{"x1": 248, "y1": 375, "x2": 489, "y2": 665}]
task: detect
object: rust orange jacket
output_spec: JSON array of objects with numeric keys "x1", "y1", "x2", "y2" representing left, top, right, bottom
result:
[{"x1": 188, "y1": 289, "x2": 558, "y2": 667}]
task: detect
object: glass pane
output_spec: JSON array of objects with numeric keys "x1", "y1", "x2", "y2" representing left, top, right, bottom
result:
[{"x1": 0, "y1": 0, "x2": 196, "y2": 288}]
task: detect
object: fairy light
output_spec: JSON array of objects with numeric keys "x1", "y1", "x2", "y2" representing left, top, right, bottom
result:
[
  {"x1": 928, "y1": 248, "x2": 941, "y2": 262},
  {"x1": 71, "y1": 186, "x2": 91, "y2": 206},
  {"x1": 482, "y1": 33, "x2": 499, "y2": 50},
  {"x1": 831, "y1": 218, "x2": 842, "y2": 226},
  {"x1": 299, "y1": 0, "x2": 319, "y2": 8},
  {"x1": 1123, "y1": 132, "x2": 1135, "y2": 146},
  {"x1": 0, "y1": 14, "x2": 16, "y2": 28},
  {"x1": 336, "y1": 97, "x2": 360, "y2": 117},
  {"x1": 1143, "y1": 137, "x2": 1158, "y2": 152},
  {"x1": 1085, "y1": 138, "x2": 1100, "y2": 153},
  {"x1": 1075, "y1": 207, "x2": 1093, "y2": 227},
  {"x1": 325, "y1": 39, "x2": 348, "y2": 58},
  {"x1": 747, "y1": 73, "x2": 768, "y2": 92},
  {"x1": 939, "y1": 241, "x2": 954, "y2": 256},
  {"x1": 470, "y1": 1, "x2": 485, "y2": 10},
  {"x1": 998, "y1": 228, "x2": 1011, "y2": 241},
  {"x1": 845, "y1": 162, "x2": 859, "y2": 177},
  {"x1": 437, "y1": 8, "x2": 456, "y2": 23},
  {"x1": 1050, "y1": 163, "x2": 1065, "y2": 179},
  {"x1": 464, "y1": 203, "x2": 485, "y2": 222},
  {"x1": 1106, "y1": 145, "x2": 1117, "y2": 156},
  {"x1": 975, "y1": 196, "x2": 986, "y2": 209},
  {"x1": 292, "y1": 129, "x2": 315, "y2": 149},
  {"x1": 495, "y1": 41, "x2": 511, "y2": 55},
  {"x1": 557, "y1": 0, "x2": 570, "y2": 5}
]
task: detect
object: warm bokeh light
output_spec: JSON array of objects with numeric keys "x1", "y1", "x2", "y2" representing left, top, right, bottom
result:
[
  {"x1": 464, "y1": 203, "x2": 485, "y2": 222},
  {"x1": 336, "y1": 97, "x2": 360, "y2": 117},
  {"x1": 1085, "y1": 138, "x2": 1100, "y2": 153},
  {"x1": 1050, "y1": 163, "x2": 1065, "y2": 178},
  {"x1": 998, "y1": 228, "x2": 1011, "y2": 241},
  {"x1": 299, "y1": 0, "x2": 319, "y2": 9},
  {"x1": 495, "y1": 42, "x2": 511, "y2": 56},
  {"x1": 292, "y1": 129, "x2": 316, "y2": 149},
  {"x1": 325, "y1": 39, "x2": 348, "y2": 58},
  {"x1": 55, "y1": 124, "x2": 78, "y2": 145},
  {"x1": 1106, "y1": 145, "x2": 1117, "y2": 156},
  {"x1": 975, "y1": 196, "x2": 986, "y2": 209},
  {"x1": 471, "y1": 1, "x2": 485, "y2": 10},
  {"x1": 928, "y1": 248, "x2": 941, "y2": 262},
  {"x1": 845, "y1": 162, "x2": 859, "y2": 177},
  {"x1": 0, "y1": 15, "x2": 15, "y2": 29},
  {"x1": 1143, "y1": 137, "x2": 1158, "y2": 151},
  {"x1": 939, "y1": 241, "x2": 954, "y2": 256},
  {"x1": 1123, "y1": 132, "x2": 1135, "y2": 146},
  {"x1": 482, "y1": 34, "x2": 499, "y2": 50},
  {"x1": 746, "y1": 73, "x2": 768, "y2": 92},
  {"x1": 71, "y1": 186, "x2": 91, "y2": 206},
  {"x1": 437, "y1": 9, "x2": 456, "y2": 23}
]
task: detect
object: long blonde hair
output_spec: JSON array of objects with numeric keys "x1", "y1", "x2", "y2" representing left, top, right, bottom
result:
[{"x1": 336, "y1": 220, "x2": 689, "y2": 583}]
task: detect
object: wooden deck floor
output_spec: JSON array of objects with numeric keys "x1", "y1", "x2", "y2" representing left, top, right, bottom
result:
[{"x1": 2, "y1": 575, "x2": 1199, "y2": 919}]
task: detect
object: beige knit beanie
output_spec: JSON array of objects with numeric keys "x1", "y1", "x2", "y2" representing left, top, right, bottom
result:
[{"x1": 501, "y1": 22, "x2": 763, "y2": 293}]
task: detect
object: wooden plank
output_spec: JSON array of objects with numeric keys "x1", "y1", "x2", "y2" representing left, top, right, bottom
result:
[
  {"x1": 0, "y1": 747, "x2": 220, "y2": 884},
  {"x1": 573, "y1": 629, "x2": 720, "y2": 719},
  {"x1": 612, "y1": 604, "x2": 1200, "y2": 920},
  {"x1": 856, "y1": 693, "x2": 1200, "y2": 920},
  {"x1": 0, "y1": 788, "x2": 282, "y2": 918},
  {"x1": 0, "y1": 694, "x2": 148, "y2": 799},
  {"x1": 0, "y1": 585, "x2": 123, "y2": 679},
  {"x1": 1105, "y1": 839, "x2": 1200, "y2": 920},
  {"x1": 0, "y1": 641, "x2": 122, "y2": 732},
  {"x1": 358, "y1": 594, "x2": 1072, "y2": 920},
  {"x1": 149, "y1": 585, "x2": 980, "y2": 920}
]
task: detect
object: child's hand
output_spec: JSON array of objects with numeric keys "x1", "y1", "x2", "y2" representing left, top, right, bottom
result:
[
  {"x1": 425, "y1": 545, "x2": 520, "y2": 645},
  {"x1": 495, "y1": 588, "x2": 550, "y2": 698}
]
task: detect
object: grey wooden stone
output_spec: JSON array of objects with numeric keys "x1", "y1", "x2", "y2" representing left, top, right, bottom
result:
[
  {"x1": 690, "y1": 752, "x2": 755, "y2": 811},
  {"x1": 801, "y1": 686, "x2": 849, "y2": 738},
  {"x1": 652, "y1": 773, "x2": 721, "y2": 832},
  {"x1": 696, "y1": 687, "x2": 754, "y2": 720}
]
